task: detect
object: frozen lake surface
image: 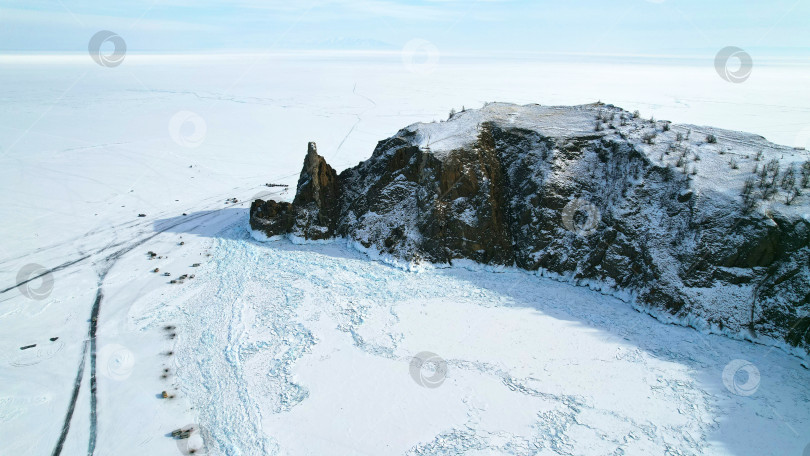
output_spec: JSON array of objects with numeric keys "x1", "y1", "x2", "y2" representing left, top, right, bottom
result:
[{"x1": 1, "y1": 55, "x2": 809, "y2": 455}]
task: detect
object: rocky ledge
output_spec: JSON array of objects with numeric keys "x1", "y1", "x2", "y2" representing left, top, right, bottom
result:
[{"x1": 251, "y1": 102, "x2": 810, "y2": 352}]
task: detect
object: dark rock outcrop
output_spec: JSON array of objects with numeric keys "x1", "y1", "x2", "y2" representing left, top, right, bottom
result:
[
  {"x1": 251, "y1": 103, "x2": 810, "y2": 352},
  {"x1": 249, "y1": 199, "x2": 294, "y2": 236},
  {"x1": 251, "y1": 142, "x2": 339, "y2": 240}
]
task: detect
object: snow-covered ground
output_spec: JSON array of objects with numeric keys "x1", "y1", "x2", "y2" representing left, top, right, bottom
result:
[
  {"x1": 3, "y1": 53, "x2": 810, "y2": 261},
  {"x1": 1, "y1": 54, "x2": 809, "y2": 455}
]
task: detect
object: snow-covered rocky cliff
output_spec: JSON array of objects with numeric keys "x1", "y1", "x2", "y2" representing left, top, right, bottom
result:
[{"x1": 251, "y1": 103, "x2": 810, "y2": 352}]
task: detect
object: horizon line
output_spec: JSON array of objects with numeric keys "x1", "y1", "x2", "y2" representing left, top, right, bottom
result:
[{"x1": 1, "y1": 50, "x2": 809, "y2": 64}]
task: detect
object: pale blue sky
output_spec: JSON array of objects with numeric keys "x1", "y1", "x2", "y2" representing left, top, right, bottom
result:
[{"x1": 1, "y1": 0, "x2": 808, "y2": 57}]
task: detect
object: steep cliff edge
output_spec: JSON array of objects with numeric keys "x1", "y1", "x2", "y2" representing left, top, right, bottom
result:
[
  {"x1": 251, "y1": 142, "x2": 339, "y2": 240},
  {"x1": 251, "y1": 103, "x2": 810, "y2": 352}
]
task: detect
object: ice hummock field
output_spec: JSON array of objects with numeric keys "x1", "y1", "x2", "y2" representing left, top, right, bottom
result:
[{"x1": 1, "y1": 54, "x2": 809, "y2": 456}]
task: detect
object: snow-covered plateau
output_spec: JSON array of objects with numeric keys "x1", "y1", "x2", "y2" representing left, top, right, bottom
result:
[{"x1": 1, "y1": 55, "x2": 809, "y2": 456}]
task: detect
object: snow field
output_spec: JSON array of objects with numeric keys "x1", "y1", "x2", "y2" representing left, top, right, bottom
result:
[{"x1": 2, "y1": 55, "x2": 810, "y2": 455}]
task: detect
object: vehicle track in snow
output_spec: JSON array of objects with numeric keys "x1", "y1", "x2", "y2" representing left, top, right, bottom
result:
[
  {"x1": 0, "y1": 184, "x2": 280, "y2": 456},
  {"x1": 0, "y1": 206, "x2": 240, "y2": 456},
  {"x1": 49, "y1": 340, "x2": 88, "y2": 456},
  {"x1": 48, "y1": 209, "x2": 219, "y2": 456},
  {"x1": 5, "y1": 182, "x2": 808, "y2": 455}
]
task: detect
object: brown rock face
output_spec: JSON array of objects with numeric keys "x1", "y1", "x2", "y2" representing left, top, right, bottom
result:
[
  {"x1": 291, "y1": 142, "x2": 340, "y2": 239},
  {"x1": 249, "y1": 199, "x2": 293, "y2": 236},
  {"x1": 335, "y1": 124, "x2": 515, "y2": 265},
  {"x1": 251, "y1": 142, "x2": 339, "y2": 240},
  {"x1": 250, "y1": 103, "x2": 810, "y2": 352}
]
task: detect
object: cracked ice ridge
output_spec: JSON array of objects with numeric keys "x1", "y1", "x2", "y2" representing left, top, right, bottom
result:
[{"x1": 170, "y1": 224, "x2": 809, "y2": 455}]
